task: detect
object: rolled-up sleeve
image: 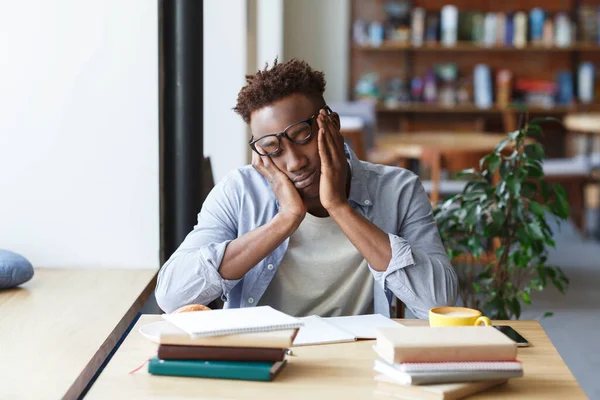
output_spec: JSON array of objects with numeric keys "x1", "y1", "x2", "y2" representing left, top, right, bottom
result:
[
  {"x1": 368, "y1": 176, "x2": 458, "y2": 319},
  {"x1": 155, "y1": 175, "x2": 241, "y2": 313}
]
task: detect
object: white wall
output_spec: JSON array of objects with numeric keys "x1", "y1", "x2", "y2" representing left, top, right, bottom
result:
[
  {"x1": 0, "y1": 0, "x2": 159, "y2": 268},
  {"x1": 204, "y1": 1, "x2": 249, "y2": 182},
  {"x1": 283, "y1": 0, "x2": 350, "y2": 103},
  {"x1": 257, "y1": 0, "x2": 284, "y2": 67}
]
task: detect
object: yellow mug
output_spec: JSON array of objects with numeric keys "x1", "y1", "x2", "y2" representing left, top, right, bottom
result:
[{"x1": 429, "y1": 306, "x2": 492, "y2": 327}]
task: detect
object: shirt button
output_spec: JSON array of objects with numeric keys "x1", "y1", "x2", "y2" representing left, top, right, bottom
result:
[
  {"x1": 248, "y1": 297, "x2": 255, "y2": 304},
  {"x1": 364, "y1": 200, "x2": 371, "y2": 205},
  {"x1": 267, "y1": 264, "x2": 274, "y2": 270}
]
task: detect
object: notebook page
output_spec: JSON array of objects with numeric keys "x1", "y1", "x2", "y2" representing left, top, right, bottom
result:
[
  {"x1": 292, "y1": 315, "x2": 357, "y2": 346},
  {"x1": 326, "y1": 314, "x2": 404, "y2": 339},
  {"x1": 162, "y1": 306, "x2": 303, "y2": 337}
]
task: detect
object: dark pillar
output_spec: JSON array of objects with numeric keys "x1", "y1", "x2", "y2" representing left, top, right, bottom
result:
[{"x1": 161, "y1": 0, "x2": 204, "y2": 262}]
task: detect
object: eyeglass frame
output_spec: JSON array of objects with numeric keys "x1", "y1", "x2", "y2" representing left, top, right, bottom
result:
[{"x1": 248, "y1": 105, "x2": 333, "y2": 156}]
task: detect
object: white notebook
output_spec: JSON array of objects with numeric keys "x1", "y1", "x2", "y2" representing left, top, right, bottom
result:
[
  {"x1": 162, "y1": 306, "x2": 303, "y2": 337},
  {"x1": 293, "y1": 314, "x2": 403, "y2": 346}
]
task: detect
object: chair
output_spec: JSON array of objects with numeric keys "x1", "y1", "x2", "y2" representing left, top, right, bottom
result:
[
  {"x1": 420, "y1": 147, "x2": 500, "y2": 204},
  {"x1": 329, "y1": 101, "x2": 376, "y2": 158},
  {"x1": 502, "y1": 111, "x2": 597, "y2": 236},
  {"x1": 543, "y1": 156, "x2": 598, "y2": 236},
  {"x1": 339, "y1": 116, "x2": 367, "y2": 160}
]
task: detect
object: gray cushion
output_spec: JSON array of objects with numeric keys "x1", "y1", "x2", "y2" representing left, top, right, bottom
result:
[{"x1": 0, "y1": 249, "x2": 34, "y2": 289}]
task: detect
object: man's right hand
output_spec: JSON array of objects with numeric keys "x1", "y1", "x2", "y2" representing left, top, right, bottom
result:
[{"x1": 252, "y1": 146, "x2": 306, "y2": 225}]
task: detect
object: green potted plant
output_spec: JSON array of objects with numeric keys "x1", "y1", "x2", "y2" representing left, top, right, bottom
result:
[{"x1": 434, "y1": 107, "x2": 570, "y2": 319}]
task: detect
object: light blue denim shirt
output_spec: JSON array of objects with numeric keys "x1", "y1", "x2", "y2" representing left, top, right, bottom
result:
[{"x1": 155, "y1": 147, "x2": 458, "y2": 319}]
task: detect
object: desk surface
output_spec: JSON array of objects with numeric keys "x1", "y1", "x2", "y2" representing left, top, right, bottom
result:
[
  {"x1": 86, "y1": 315, "x2": 585, "y2": 399},
  {"x1": 0, "y1": 268, "x2": 157, "y2": 400}
]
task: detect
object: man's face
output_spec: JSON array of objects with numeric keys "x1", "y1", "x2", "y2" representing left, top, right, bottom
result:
[{"x1": 250, "y1": 93, "x2": 322, "y2": 200}]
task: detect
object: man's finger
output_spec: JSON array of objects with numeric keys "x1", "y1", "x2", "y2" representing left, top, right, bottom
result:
[
  {"x1": 256, "y1": 144, "x2": 288, "y2": 179},
  {"x1": 331, "y1": 111, "x2": 341, "y2": 130},
  {"x1": 325, "y1": 114, "x2": 343, "y2": 149},
  {"x1": 318, "y1": 127, "x2": 331, "y2": 168},
  {"x1": 320, "y1": 115, "x2": 341, "y2": 164},
  {"x1": 252, "y1": 148, "x2": 268, "y2": 174}
]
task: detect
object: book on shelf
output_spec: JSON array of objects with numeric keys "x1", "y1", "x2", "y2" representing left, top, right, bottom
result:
[
  {"x1": 375, "y1": 326, "x2": 517, "y2": 364},
  {"x1": 148, "y1": 357, "x2": 287, "y2": 381},
  {"x1": 157, "y1": 344, "x2": 287, "y2": 362},
  {"x1": 373, "y1": 359, "x2": 523, "y2": 385},
  {"x1": 373, "y1": 374, "x2": 508, "y2": 400}
]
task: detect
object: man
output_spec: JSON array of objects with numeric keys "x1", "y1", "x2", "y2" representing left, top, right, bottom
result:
[{"x1": 156, "y1": 59, "x2": 457, "y2": 319}]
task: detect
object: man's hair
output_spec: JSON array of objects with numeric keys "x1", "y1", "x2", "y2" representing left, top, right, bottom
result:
[{"x1": 233, "y1": 58, "x2": 326, "y2": 124}]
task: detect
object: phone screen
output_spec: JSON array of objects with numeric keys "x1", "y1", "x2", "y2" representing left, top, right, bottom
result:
[{"x1": 494, "y1": 325, "x2": 529, "y2": 347}]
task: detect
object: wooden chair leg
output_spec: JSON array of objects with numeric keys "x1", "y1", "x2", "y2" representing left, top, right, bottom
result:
[{"x1": 429, "y1": 152, "x2": 441, "y2": 204}]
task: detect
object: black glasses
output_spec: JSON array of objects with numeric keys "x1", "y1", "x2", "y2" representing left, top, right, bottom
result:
[{"x1": 249, "y1": 105, "x2": 333, "y2": 156}]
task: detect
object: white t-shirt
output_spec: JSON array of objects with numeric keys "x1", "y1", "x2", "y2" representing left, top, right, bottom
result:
[{"x1": 257, "y1": 212, "x2": 374, "y2": 317}]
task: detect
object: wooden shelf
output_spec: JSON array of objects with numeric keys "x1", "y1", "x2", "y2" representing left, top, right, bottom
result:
[
  {"x1": 354, "y1": 41, "x2": 600, "y2": 52},
  {"x1": 375, "y1": 104, "x2": 600, "y2": 114}
]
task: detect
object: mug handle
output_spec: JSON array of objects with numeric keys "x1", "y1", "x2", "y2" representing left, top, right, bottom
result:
[{"x1": 475, "y1": 316, "x2": 492, "y2": 326}]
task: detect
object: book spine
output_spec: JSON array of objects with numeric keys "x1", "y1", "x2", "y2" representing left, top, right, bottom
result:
[
  {"x1": 408, "y1": 370, "x2": 523, "y2": 385},
  {"x1": 394, "y1": 344, "x2": 517, "y2": 364},
  {"x1": 159, "y1": 334, "x2": 293, "y2": 348},
  {"x1": 157, "y1": 345, "x2": 286, "y2": 362},
  {"x1": 148, "y1": 358, "x2": 273, "y2": 381}
]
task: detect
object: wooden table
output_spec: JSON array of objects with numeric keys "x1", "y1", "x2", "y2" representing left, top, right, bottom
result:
[
  {"x1": 369, "y1": 132, "x2": 510, "y2": 203},
  {"x1": 85, "y1": 316, "x2": 585, "y2": 399},
  {"x1": 564, "y1": 113, "x2": 600, "y2": 164},
  {"x1": 0, "y1": 268, "x2": 157, "y2": 400},
  {"x1": 372, "y1": 132, "x2": 509, "y2": 160}
]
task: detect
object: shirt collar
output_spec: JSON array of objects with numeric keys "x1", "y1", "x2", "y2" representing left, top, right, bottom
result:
[{"x1": 344, "y1": 144, "x2": 373, "y2": 208}]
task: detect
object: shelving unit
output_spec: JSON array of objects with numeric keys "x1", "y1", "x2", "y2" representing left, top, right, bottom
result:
[
  {"x1": 349, "y1": 0, "x2": 600, "y2": 157},
  {"x1": 375, "y1": 103, "x2": 600, "y2": 113},
  {"x1": 354, "y1": 42, "x2": 600, "y2": 52}
]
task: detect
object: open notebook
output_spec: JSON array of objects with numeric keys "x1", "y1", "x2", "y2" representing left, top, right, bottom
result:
[
  {"x1": 293, "y1": 314, "x2": 402, "y2": 346},
  {"x1": 162, "y1": 306, "x2": 303, "y2": 337}
]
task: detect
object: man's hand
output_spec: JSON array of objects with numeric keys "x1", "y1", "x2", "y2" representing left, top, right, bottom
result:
[
  {"x1": 317, "y1": 109, "x2": 349, "y2": 212},
  {"x1": 252, "y1": 145, "x2": 307, "y2": 224}
]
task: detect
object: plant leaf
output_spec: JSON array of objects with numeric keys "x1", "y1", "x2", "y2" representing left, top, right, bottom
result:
[
  {"x1": 508, "y1": 103, "x2": 527, "y2": 113},
  {"x1": 551, "y1": 184, "x2": 570, "y2": 219},
  {"x1": 542, "y1": 312, "x2": 554, "y2": 318},
  {"x1": 509, "y1": 130, "x2": 521, "y2": 141},
  {"x1": 529, "y1": 200, "x2": 547, "y2": 216},
  {"x1": 525, "y1": 124, "x2": 543, "y2": 137},
  {"x1": 495, "y1": 138, "x2": 511, "y2": 152},
  {"x1": 525, "y1": 162, "x2": 543, "y2": 178},
  {"x1": 527, "y1": 221, "x2": 545, "y2": 240},
  {"x1": 509, "y1": 298, "x2": 522, "y2": 319},
  {"x1": 506, "y1": 175, "x2": 521, "y2": 195},
  {"x1": 529, "y1": 117, "x2": 561, "y2": 125},
  {"x1": 457, "y1": 168, "x2": 478, "y2": 178},
  {"x1": 525, "y1": 143, "x2": 545, "y2": 160},
  {"x1": 488, "y1": 154, "x2": 501, "y2": 173}
]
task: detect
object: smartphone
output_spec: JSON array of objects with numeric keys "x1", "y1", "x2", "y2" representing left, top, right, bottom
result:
[{"x1": 494, "y1": 325, "x2": 530, "y2": 347}]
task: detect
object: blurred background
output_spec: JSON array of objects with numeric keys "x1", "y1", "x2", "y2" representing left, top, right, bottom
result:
[{"x1": 1, "y1": 0, "x2": 599, "y2": 396}]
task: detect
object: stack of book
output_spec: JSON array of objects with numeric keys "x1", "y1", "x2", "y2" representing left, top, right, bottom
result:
[
  {"x1": 372, "y1": 326, "x2": 523, "y2": 399},
  {"x1": 148, "y1": 306, "x2": 302, "y2": 381}
]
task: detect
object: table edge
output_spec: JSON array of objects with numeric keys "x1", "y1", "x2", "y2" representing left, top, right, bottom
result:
[{"x1": 63, "y1": 270, "x2": 157, "y2": 399}]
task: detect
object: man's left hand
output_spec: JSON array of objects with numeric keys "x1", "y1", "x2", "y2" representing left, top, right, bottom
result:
[{"x1": 317, "y1": 109, "x2": 348, "y2": 212}]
